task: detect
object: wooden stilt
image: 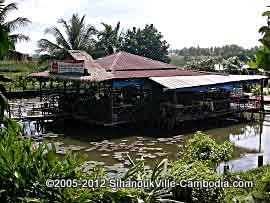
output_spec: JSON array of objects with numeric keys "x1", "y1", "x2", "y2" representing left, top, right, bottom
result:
[
  {"x1": 261, "y1": 79, "x2": 265, "y2": 112},
  {"x1": 39, "y1": 80, "x2": 42, "y2": 102},
  {"x1": 258, "y1": 155, "x2": 263, "y2": 167}
]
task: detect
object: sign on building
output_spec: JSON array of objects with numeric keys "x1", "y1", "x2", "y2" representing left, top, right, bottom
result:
[{"x1": 50, "y1": 60, "x2": 85, "y2": 74}]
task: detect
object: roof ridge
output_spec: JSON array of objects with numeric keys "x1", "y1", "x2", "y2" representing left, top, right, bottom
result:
[{"x1": 110, "y1": 51, "x2": 122, "y2": 72}]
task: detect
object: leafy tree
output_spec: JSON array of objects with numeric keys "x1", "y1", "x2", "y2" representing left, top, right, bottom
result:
[
  {"x1": 168, "y1": 131, "x2": 233, "y2": 203},
  {"x1": 250, "y1": 46, "x2": 270, "y2": 71},
  {"x1": 179, "y1": 131, "x2": 233, "y2": 168},
  {"x1": 222, "y1": 56, "x2": 247, "y2": 74},
  {"x1": 259, "y1": 7, "x2": 270, "y2": 49},
  {"x1": 95, "y1": 22, "x2": 122, "y2": 58},
  {"x1": 120, "y1": 24, "x2": 170, "y2": 63},
  {"x1": 37, "y1": 13, "x2": 97, "y2": 59},
  {"x1": 171, "y1": 45, "x2": 258, "y2": 59},
  {"x1": 184, "y1": 56, "x2": 221, "y2": 72},
  {"x1": 246, "y1": 5, "x2": 270, "y2": 71},
  {"x1": 0, "y1": 0, "x2": 31, "y2": 52}
]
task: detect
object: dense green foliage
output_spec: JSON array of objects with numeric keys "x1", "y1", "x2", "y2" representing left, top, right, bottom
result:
[
  {"x1": 259, "y1": 7, "x2": 270, "y2": 50},
  {"x1": 168, "y1": 132, "x2": 233, "y2": 202},
  {"x1": 169, "y1": 161, "x2": 224, "y2": 203},
  {"x1": 221, "y1": 56, "x2": 248, "y2": 74},
  {"x1": 179, "y1": 132, "x2": 233, "y2": 168},
  {"x1": 225, "y1": 166, "x2": 270, "y2": 203},
  {"x1": 0, "y1": 118, "x2": 179, "y2": 202},
  {"x1": 183, "y1": 55, "x2": 248, "y2": 74},
  {"x1": 184, "y1": 56, "x2": 221, "y2": 72},
  {"x1": 120, "y1": 24, "x2": 170, "y2": 63},
  {"x1": 0, "y1": 0, "x2": 31, "y2": 58},
  {"x1": 250, "y1": 46, "x2": 270, "y2": 71},
  {"x1": 170, "y1": 45, "x2": 258, "y2": 60},
  {"x1": 249, "y1": 5, "x2": 270, "y2": 71},
  {"x1": 0, "y1": 24, "x2": 9, "y2": 58}
]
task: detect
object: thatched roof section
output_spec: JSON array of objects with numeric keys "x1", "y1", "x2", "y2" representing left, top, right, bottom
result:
[{"x1": 30, "y1": 50, "x2": 112, "y2": 82}]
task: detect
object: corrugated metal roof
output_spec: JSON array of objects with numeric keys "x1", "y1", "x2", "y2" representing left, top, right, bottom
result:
[{"x1": 150, "y1": 75, "x2": 268, "y2": 89}]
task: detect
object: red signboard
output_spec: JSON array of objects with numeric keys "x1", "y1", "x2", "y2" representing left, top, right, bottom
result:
[{"x1": 50, "y1": 60, "x2": 85, "y2": 74}]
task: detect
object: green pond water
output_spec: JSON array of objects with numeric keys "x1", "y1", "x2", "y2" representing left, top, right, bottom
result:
[
  {"x1": 11, "y1": 98, "x2": 270, "y2": 174},
  {"x1": 22, "y1": 116, "x2": 268, "y2": 174}
]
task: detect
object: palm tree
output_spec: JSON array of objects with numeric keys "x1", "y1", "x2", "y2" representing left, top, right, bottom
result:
[
  {"x1": 38, "y1": 14, "x2": 97, "y2": 59},
  {"x1": 0, "y1": 25, "x2": 9, "y2": 58},
  {"x1": 0, "y1": 0, "x2": 31, "y2": 51},
  {"x1": 96, "y1": 22, "x2": 121, "y2": 56}
]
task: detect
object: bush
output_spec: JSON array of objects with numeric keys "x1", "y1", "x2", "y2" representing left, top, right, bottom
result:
[
  {"x1": 167, "y1": 131, "x2": 234, "y2": 203},
  {"x1": 169, "y1": 160, "x2": 224, "y2": 203},
  {"x1": 178, "y1": 131, "x2": 233, "y2": 169},
  {"x1": 0, "y1": 119, "x2": 178, "y2": 202},
  {"x1": 224, "y1": 166, "x2": 270, "y2": 203},
  {"x1": 0, "y1": 119, "x2": 94, "y2": 202}
]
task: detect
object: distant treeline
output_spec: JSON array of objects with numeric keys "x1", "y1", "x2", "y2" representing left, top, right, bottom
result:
[{"x1": 170, "y1": 45, "x2": 258, "y2": 58}]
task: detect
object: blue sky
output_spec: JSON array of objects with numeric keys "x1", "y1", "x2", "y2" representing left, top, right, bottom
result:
[{"x1": 6, "y1": 0, "x2": 269, "y2": 54}]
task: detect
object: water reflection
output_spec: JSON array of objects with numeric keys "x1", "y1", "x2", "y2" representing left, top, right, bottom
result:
[{"x1": 220, "y1": 114, "x2": 270, "y2": 172}]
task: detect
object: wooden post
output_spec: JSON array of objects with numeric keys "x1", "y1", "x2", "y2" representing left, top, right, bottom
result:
[
  {"x1": 50, "y1": 80, "x2": 53, "y2": 89},
  {"x1": 258, "y1": 155, "x2": 264, "y2": 167},
  {"x1": 39, "y1": 80, "x2": 42, "y2": 102},
  {"x1": 261, "y1": 79, "x2": 264, "y2": 112},
  {"x1": 63, "y1": 81, "x2": 67, "y2": 93},
  {"x1": 76, "y1": 82, "x2": 80, "y2": 94},
  {"x1": 224, "y1": 165, "x2": 230, "y2": 174},
  {"x1": 8, "y1": 105, "x2": 11, "y2": 119},
  {"x1": 259, "y1": 113, "x2": 264, "y2": 153}
]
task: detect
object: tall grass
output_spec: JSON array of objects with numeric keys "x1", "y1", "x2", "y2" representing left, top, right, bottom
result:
[{"x1": 0, "y1": 61, "x2": 39, "y2": 73}]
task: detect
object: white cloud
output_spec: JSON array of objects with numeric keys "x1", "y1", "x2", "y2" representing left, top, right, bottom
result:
[{"x1": 4, "y1": 0, "x2": 270, "y2": 54}]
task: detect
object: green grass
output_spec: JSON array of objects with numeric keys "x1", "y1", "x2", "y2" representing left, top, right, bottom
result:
[
  {"x1": 0, "y1": 60, "x2": 49, "y2": 92},
  {"x1": 0, "y1": 61, "x2": 40, "y2": 73},
  {"x1": 170, "y1": 55, "x2": 187, "y2": 67}
]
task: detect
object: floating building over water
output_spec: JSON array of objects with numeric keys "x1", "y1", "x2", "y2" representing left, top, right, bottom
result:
[{"x1": 29, "y1": 50, "x2": 267, "y2": 129}]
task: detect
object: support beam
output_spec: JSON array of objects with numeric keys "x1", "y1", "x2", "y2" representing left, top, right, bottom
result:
[
  {"x1": 261, "y1": 79, "x2": 265, "y2": 112},
  {"x1": 63, "y1": 81, "x2": 67, "y2": 94},
  {"x1": 39, "y1": 80, "x2": 42, "y2": 102},
  {"x1": 173, "y1": 90, "x2": 178, "y2": 104}
]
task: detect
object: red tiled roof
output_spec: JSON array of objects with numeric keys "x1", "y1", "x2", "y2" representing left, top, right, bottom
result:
[
  {"x1": 95, "y1": 51, "x2": 207, "y2": 79},
  {"x1": 29, "y1": 51, "x2": 208, "y2": 82},
  {"x1": 95, "y1": 51, "x2": 182, "y2": 71}
]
